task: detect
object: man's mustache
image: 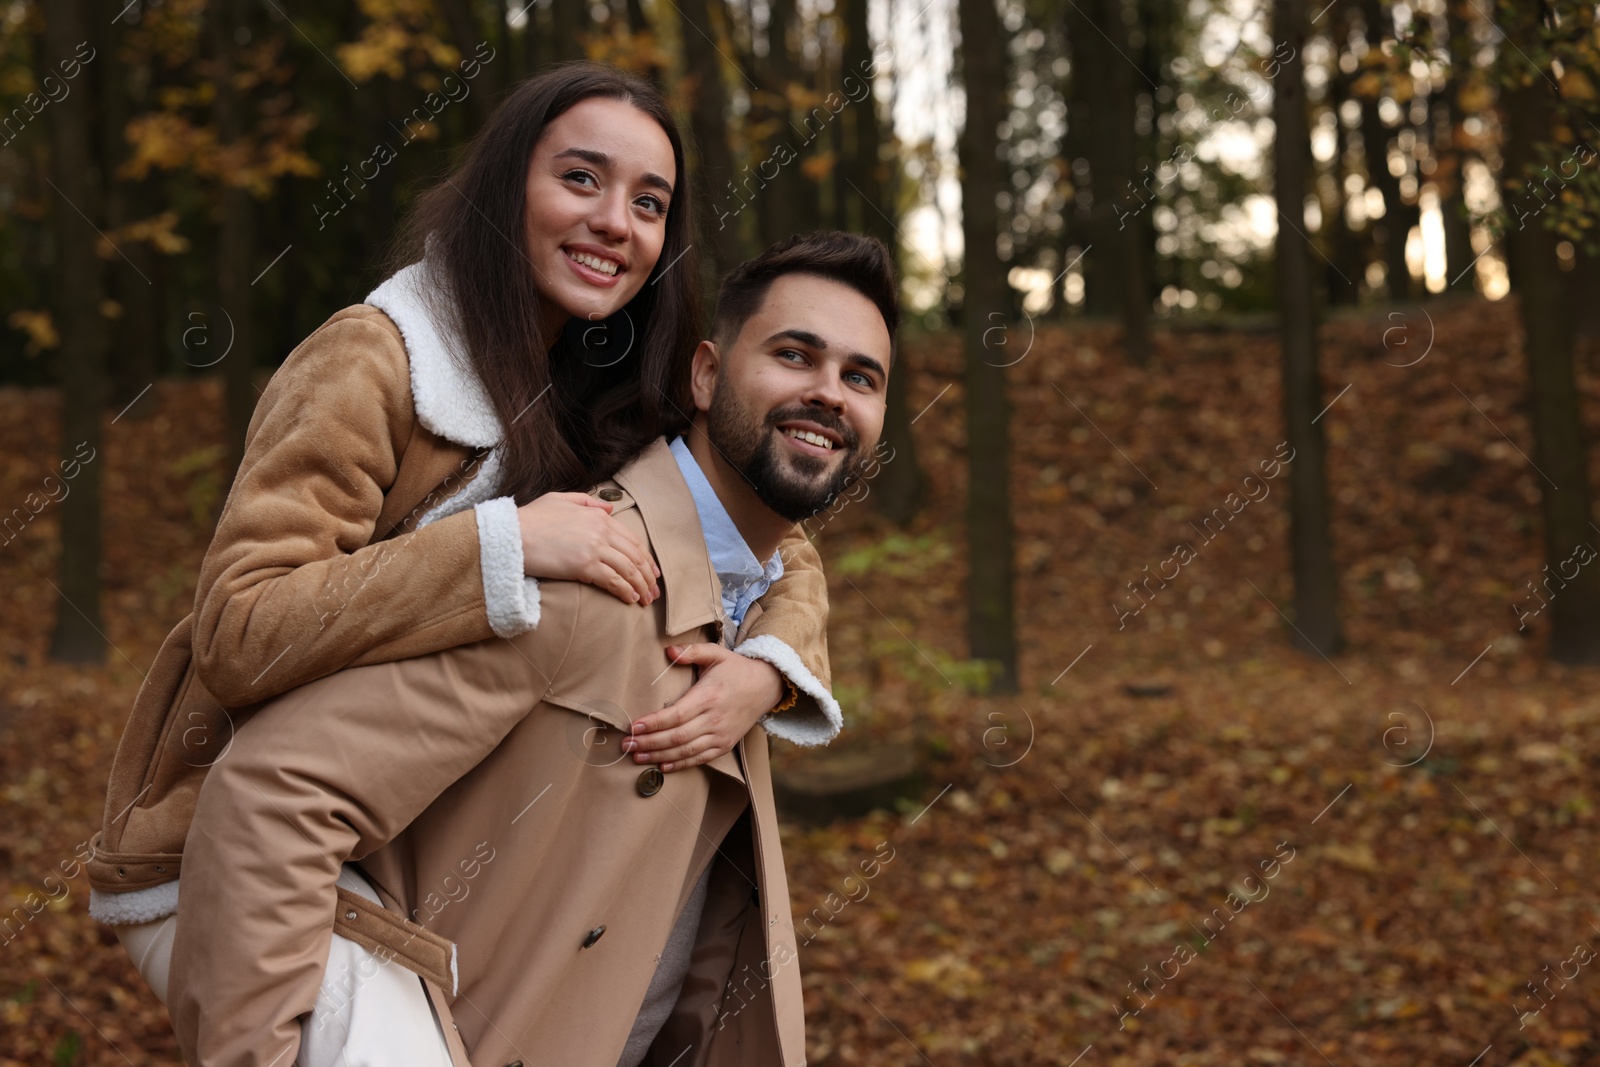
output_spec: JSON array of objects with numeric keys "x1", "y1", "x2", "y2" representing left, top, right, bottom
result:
[{"x1": 763, "y1": 406, "x2": 860, "y2": 453}]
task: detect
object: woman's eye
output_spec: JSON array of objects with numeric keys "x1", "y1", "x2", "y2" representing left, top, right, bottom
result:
[
  {"x1": 563, "y1": 169, "x2": 597, "y2": 188},
  {"x1": 635, "y1": 194, "x2": 667, "y2": 216}
]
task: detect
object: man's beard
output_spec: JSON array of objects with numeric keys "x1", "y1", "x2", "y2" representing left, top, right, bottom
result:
[{"x1": 705, "y1": 376, "x2": 864, "y2": 522}]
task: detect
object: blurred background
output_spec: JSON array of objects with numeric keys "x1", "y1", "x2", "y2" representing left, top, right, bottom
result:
[{"x1": 3, "y1": 0, "x2": 1600, "y2": 1064}]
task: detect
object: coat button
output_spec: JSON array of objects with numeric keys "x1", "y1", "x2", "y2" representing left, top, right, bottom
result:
[
  {"x1": 636, "y1": 766, "x2": 664, "y2": 797},
  {"x1": 581, "y1": 925, "x2": 606, "y2": 949},
  {"x1": 597, "y1": 487, "x2": 623, "y2": 502}
]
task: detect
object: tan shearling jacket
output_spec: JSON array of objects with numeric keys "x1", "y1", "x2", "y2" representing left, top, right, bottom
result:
[
  {"x1": 169, "y1": 438, "x2": 806, "y2": 1067},
  {"x1": 88, "y1": 262, "x2": 840, "y2": 918}
]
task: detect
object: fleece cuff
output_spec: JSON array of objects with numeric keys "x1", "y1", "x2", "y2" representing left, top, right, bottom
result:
[
  {"x1": 734, "y1": 634, "x2": 844, "y2": 747},
  {"x1": 89, "y1": 883, "x2": 179, "y2": 926},
  {"x1": 475, "y1": 496, "x2": 541, "y2": 638}
]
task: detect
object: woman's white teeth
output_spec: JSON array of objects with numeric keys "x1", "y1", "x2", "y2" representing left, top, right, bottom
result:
[
  {"x1": 783, "y1": 427, "x2": 835, "y2": 450},
  {"x1": 566, "y1": 249, "x2": 618, "y2": 276}
]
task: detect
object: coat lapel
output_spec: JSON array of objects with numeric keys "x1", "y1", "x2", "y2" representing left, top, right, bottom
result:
[{"x1": 613, "y1": 438, "x2": 726, "y2": 641}]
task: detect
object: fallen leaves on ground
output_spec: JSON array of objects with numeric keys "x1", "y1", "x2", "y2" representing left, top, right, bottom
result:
[{"x1": 4, "y1": 296, "x2": 1599, "y2": 1065}]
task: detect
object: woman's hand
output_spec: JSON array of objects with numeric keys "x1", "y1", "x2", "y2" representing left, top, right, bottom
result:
[
  {"x1": 622, "y1": 644, "x2": 785, "y2": 771},
  {"x1": 515, "y1": 492, "x2": 660, "y2": 605}
]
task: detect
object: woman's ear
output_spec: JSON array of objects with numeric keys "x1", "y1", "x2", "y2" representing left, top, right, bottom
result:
[{"x1": 690, "y1": 339, "x2": 720, "y2": 413}]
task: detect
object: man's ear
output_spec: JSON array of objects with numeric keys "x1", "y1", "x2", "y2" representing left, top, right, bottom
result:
[{"x1": 689, "y1": 339, "x2": 720, "y2": 414}]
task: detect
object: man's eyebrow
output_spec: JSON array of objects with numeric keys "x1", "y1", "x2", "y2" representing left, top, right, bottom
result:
[
  {"x1": 763, "y1": 328, "x2": 827, "y2": 349},
  {"x1": 847, "y1": 353, "x2": 888, "y2": 380},
  {"x1": 766, "y1": 329, "x2": 887, "y2": 380},
  {"x1": 552, "y1": 147, "x2": 673, "y2": 196}
]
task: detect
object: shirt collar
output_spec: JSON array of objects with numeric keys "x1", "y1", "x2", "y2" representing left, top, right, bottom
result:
[{"x1": 669, "y1": 436, "x2": 784, "y2": 630}]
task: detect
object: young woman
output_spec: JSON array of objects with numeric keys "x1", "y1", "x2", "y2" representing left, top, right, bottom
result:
[{"x1": 87, "y1": 62, "x2": 840, "y2": 1056}]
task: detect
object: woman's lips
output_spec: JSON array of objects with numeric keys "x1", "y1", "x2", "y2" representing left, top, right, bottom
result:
[{"x1": 562, "y1": 248, "x2": 622, "y2": 288}]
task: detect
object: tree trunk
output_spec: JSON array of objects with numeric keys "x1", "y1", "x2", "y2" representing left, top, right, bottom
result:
[
  {"x1": 958, "y1": 0, "x2": 1018, "y2": 691},
  {"x1": 99, "y1": 7, "x2": 160, "y2": 418},
  {"x1": 1324, "y1": 18, "x2": 1364, "y2": 305},
  {"x1": 1273, "y1": 0, "x2": 1342, "y2": 656},
  {"x1": 1438, "y1": 0, "x2": 1477, "y2": 290},
  {"x1": 44, "y1": 0, "x2": 109, "y2": 663},
  {"x1": 836, "y1": 0, "x2": 923, "y2": 523},
  {"x1": 678, "y1": 0, "x2": 745, "y2": 289},
  {"x1": 438, "y1": 0, "x2": 497, "y2": 128},
  {"x1": 1051, "y1": 12, "x2": 1086, "y2": 320},
  {"x1": 1137, "y1": 0, "x2": 1173, "y2": 321},
  {"x1": 1359, "y1": 0, "x2": 1415, "y2": 301},
  {"x1": 550, "y1": 0, "x2": 588, "y2": 63},
  {"x1": 208, "y1": 0, "x2": 258, "y2": 482},
  {"x1": 755, "y1": 0, "x2": 818, "y2": 247},
  {"x1": 1064, "y1": 0, "x2": 1111, "y2": 318},
  {"x1": 1071, "y1": 0, "x2": 1150, "y2": 360},
  {"x1": 524, "y1": 0, "x2": 546, "y2": 73},
  {"x1": 1572, "y1": 246, "x2": 1600, "y2": 341},
  {"x1": 1504, "y1": 74, "x2": 1600, "y2": 663},
  {"x1": 1107, "y1": 0, "x2": 1150, "y2": 363}
]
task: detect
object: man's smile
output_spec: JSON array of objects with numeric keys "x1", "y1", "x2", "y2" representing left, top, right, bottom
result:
[{"x1": 775, "y1": 418, "x2": 845, "y2": 457}]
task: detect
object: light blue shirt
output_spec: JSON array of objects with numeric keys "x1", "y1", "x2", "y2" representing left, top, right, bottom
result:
[{"x1": 669, "y1": 436, "x2": 784, "y2": 632}]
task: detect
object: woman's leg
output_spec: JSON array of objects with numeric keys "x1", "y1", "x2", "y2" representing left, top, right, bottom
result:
[
  {"x1": 300, "y1": 866, "x2": 455, "y2": 1067},
  {"x1": 115, "y1": 913, "x2": 178, "y2": 1004},
  {"x1": 114, "y1": 865, "x2": 454, "y2": 1067}
]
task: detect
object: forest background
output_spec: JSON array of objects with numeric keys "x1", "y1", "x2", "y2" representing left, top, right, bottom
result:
[{"x1": 3, "y1": 0, "x2": 1600, "y2": 1063}]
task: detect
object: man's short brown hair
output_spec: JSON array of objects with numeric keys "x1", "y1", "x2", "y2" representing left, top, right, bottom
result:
[{"x1": 712, "y1": 231, "x2": 899, "y2": 360}]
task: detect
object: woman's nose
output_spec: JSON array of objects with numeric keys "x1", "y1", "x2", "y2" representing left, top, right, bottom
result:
[{"x1": 589, "y1": 192, "x2": 631, "y2": 240}]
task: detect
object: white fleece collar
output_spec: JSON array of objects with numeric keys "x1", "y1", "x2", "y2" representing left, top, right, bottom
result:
[{"x1": 364, "y1": 261, "x2": 505, "y2": 449}]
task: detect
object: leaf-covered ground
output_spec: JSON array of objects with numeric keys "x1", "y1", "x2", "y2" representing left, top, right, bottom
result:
[{"x1": 3, "y1": 297, "x2": 1597, "y2": 1065}]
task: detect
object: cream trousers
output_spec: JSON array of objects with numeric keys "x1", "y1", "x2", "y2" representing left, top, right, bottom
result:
[{"x1": 116, "y1": 865, "x2": 454, "y2": 1067}]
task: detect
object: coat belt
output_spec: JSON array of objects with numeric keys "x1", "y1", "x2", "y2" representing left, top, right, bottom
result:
[{"x1": 331, "y1": 885, "x2": 458, "y2": 995}]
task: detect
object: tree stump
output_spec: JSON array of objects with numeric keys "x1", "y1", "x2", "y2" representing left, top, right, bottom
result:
[{"x1": 772, "y1": 742, "x2": 922, "y2": 826}]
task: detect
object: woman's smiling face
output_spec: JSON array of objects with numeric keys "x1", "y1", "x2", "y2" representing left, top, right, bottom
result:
[{"x1": 523, "y1": 96, "x2": 677, "y2": 338}]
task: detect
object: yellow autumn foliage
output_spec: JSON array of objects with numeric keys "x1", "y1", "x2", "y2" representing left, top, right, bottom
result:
[
  {"x1": 5, "y1": 310, "x2": 58, "y2": 356},
  {"x1": 336, "y1": 0, "x2": 458, "y2": 84},
  {"x1": 801, "y1": 151, "x2": 838, "y2": 182},
  {"x1": 1559, "y1": 68, "x2": 1598, "y2": 103},
  {"x1": 119, "y1": 113, "x2": 215, "y2": 179},
  {"x1": 106, "y1": 212, "x2": 191, "y2": 257}
]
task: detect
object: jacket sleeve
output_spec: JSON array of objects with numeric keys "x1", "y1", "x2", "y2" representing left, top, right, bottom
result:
[
  {"x1": 166, "y1": 602, "x2": 574, "y2": 1067},
  {"x1": 735, "y1": 527, "x2": 842, "y2": 747},
  {"x1": 190, "y1": 307, "x2": 505, "y2": 707}
]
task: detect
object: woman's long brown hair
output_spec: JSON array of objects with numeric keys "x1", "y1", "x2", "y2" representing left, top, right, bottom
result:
[{"x1": 388, "y1": 62, "x2": 699, "y2": 504}]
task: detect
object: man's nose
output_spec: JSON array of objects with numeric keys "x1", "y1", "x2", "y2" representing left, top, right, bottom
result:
[{"x1": 800, "y1": 370, "x2": 846, "y2": 413}]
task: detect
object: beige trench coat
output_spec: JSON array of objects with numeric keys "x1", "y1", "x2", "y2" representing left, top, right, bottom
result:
[
  {"x1": 87, "y1": 302, "x2": 832, "y2": 902},
  {"x1": 169, "y1": 439, "x2": 807, "y2": 1067}
]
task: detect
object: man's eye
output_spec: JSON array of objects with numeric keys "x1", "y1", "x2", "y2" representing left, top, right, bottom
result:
[
  {"x1": 777, "y1": 348, "x2": 806, "y2": 362},
  {"x1": 846, "y1": 371, "x2": 875, "y2": 387}
]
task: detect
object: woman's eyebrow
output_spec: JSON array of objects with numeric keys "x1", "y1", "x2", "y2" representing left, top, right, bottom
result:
[{"x1": 552, "y1": 147, "x2": 673, "y2": 195}]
